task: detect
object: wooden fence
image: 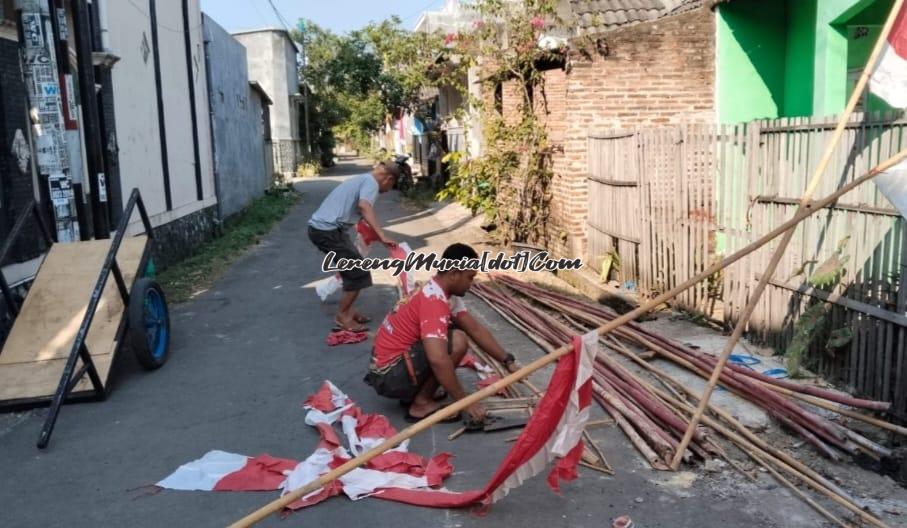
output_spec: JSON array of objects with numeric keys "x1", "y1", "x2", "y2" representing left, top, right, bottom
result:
[{"x1": 586, "y1": 113, "x2": 907, "y2": 419}]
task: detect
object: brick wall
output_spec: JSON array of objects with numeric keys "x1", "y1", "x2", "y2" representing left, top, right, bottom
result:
[{"x1": 550, "y1": 7, "x2": 715, "y2": 261}]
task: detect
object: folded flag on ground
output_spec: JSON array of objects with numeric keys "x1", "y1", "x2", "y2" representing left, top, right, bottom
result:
[{"x1": 157, "y1": 332, "x2": 597, "y2": 514}]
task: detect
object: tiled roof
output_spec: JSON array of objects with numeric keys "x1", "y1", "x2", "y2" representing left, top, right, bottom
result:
[{"x1": 570, "y1": 0, "x2": 703, "y2": 35}]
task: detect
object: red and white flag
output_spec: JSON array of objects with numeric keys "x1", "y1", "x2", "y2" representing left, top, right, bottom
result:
[
  {"x1": 369, "y1": 330, "x2": 597, "y2": 509},
  {"x1": 869, "y1": 4, "x2": 907, "y2": 217},
  {"x1": 157, "y1": 332, "x2": 597, "y2": 514}
]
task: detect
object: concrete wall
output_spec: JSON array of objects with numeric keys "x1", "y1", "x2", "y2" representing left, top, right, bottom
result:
[
  {"x1": 108, "y1": 0, "x2": 216, "y2": 236},
  {"x1": 233, "y1": 29, "x2": 299, "y2": 175},
  {"x1": 202, "y1": 15, "x2": 269, "y2": 219}
]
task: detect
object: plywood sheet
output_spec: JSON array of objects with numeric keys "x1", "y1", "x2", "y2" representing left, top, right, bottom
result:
[{"x1": 0, "y1": 236, "x2": 146, "y2": 402}]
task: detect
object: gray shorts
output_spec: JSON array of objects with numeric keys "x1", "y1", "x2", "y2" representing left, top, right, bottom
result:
[
  {"x1": 364, "y1": 327, "x2": 455, "y2": 401},
  {"x1": 307, "y1": 225, "x2": 373, "y2": 291}
]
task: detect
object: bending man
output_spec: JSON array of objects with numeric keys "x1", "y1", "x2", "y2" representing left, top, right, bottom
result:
[
  {"x1": 365, "y1": 243, "x2": 519, "y2": 423},
  {"x1": 308, "y1": 162, "x2": 399, "y2": 331}
]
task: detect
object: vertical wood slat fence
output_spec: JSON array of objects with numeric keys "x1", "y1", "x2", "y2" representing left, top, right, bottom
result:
[{"x1": 586, "y1": 113, "x2": 907, "y2": 420}]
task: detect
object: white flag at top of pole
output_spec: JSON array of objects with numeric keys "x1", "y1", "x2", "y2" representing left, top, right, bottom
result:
[{"x1": 869, "y1": 3, "x2": 907, "y2": 218}]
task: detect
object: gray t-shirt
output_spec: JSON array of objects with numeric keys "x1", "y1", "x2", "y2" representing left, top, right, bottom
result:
[{"x1": 308, "y1": 173, "x2": 379, "y2": 230}]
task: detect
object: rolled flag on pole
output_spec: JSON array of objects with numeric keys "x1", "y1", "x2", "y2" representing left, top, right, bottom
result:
[{"x1": 869, "y1": 3, "x2": 907, "y2": 217}]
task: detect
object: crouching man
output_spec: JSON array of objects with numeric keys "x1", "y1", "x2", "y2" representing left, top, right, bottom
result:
[{"x1": 365, "y1": 243, "x2": 519, "y2": 424}]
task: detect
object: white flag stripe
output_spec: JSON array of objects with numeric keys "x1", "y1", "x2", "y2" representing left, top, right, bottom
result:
[
  {"x1": 871, "y1": 43, "x2": 907, "y2": 108},
  {"x1": 874, "y1": 160, "x2": 907, "y2": 218},
  {"x1": 156, "y1": 450, "x2": 249, "y2": 491}
]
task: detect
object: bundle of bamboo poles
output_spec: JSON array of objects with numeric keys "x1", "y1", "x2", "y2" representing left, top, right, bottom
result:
[
  {"x1": 484, "y1": 274, "x2": 898, "y2": 461},
  {"x1": 470, "y1": 279, "x2": 719, "y2": 468},
  {"x1": 470, "y1": 274, "x2": 901, "y2": 528}
]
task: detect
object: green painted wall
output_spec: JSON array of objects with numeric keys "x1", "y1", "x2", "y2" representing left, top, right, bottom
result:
[
  {"x1": 717, "y1": 0, "x2": 788, "y2": 123},
  {"x1": 783, "y1": 0, "x2": 817, "y2": 116},
  {"x1": 718, "y1": 0, "x2": 894, "y2": 122}
]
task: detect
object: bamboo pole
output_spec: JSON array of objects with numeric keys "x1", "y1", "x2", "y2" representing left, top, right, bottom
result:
[
  {"x1": 606, "y1": 349, "x2": 884, "y2": 527},
  {"x1": 229, "y1": 151, "x2": 906, "y2": 527},
  {"x1": 670, "y1": 0, "x2": 907, "y2": 470}
]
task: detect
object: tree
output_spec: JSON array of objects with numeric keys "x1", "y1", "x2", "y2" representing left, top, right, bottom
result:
[{"x1": 292, "y1": 17, "x2": 449, "y2": 161}]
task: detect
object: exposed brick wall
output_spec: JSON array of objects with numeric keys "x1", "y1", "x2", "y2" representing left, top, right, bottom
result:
[{"x1": 550, "y1": 6, "x2": 716, "y2": 261}]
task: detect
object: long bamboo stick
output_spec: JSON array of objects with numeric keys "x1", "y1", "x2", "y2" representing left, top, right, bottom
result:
[
  {"x1": 606, "y1": 349, "x2": 885, "y2": 527},
  {"x1": 229, "y1": 151, "x2": 905, "y2": 527},
  {"x1": 671, "y1": 0, "x2": 907, "y2": 469}
]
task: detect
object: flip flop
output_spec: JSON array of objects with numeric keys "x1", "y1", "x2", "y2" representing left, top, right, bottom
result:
[
  {"x1": 404, "y1": 405, "x2": 461, "y2": 424},
  {"x1": 334, "y1": 317, "x2": 368, "y2": 333},
  {"x1": 398, "y1": 390, "x2": 447, "y2": 407}
]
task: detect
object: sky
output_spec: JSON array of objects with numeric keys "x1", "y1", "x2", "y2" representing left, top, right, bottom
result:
[{"x1": 200, "y1": 0, "x2": 447, "y2": 34}]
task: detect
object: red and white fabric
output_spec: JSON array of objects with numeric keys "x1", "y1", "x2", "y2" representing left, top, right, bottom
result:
[
  {"x1": 361, "y1": 329, "x2": 597, "y2": 509},
  {"x1": 870, "y1": 4, "x2": 907, "y2": 218},
  {"x1": 157, "y1": 331, "x2": 597, "y2": 513},
  {"x1": 156, "y1": 451, "x2": 297, "y2": 492}
]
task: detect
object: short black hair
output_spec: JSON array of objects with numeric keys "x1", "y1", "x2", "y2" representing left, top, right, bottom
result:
[
  {"x1": 442, "y1": 243, "x2": 478, "y2": 261},
  {"x1": 377, "y1": 161, "x2": 401, "y2": 180}
]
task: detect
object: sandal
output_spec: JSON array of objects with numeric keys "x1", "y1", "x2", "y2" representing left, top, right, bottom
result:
[
  {"x1": 334, "y1": 317, "x2": 368, "y2": 333},
  {"x1": 404, "y1": 405, "x2": 461, "y2": 424}
]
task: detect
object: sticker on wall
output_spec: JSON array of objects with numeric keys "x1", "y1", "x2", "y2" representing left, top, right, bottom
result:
[
  {"x1": 21, "y1": 13, "x2": 43, "y2": 49},
  {"x1": 56, "y1": 8, "x2": 68, "y2": 41},
  {"x1": 12, "y1": 129, "x2": 30, "y2": 174},
  {"x1": 98, "y1": 173, "x2": 108, "y2": 203}
]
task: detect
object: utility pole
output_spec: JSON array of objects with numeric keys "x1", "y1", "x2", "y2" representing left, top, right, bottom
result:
[
  {"x1": 297, "y1": 19, "x2": 311, "y2": 159},
  {"x1": 72, "y1": 0, "x2": 110, "y2": 238},
  {"x1": 15, "y1": 0, "x2": 80, "y2": 242}
]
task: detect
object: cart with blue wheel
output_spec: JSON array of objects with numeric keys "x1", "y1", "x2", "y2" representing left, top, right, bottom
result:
[{"x1": 0, "y1": 189, "x2": 170, "y2": 448}]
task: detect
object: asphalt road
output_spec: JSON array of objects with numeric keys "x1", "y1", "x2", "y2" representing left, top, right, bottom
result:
[{"x1": 0, "y1": 158, "x2": 814, "y2": 527}]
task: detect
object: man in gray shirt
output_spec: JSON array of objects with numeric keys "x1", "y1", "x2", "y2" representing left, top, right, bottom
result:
[{"x1": 308, "y1": 162, "x2": 400, "y2": 331}]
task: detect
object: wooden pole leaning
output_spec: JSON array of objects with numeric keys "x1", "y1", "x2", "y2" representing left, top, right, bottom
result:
[
  {"x1": 669, "y1": 0, "x2": 906, "y2": 470},
  {"x1": 229, "y1": 149, "x2": 907, "y2": 528}
]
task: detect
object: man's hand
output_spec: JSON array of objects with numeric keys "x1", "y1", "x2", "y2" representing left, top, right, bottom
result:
[
  {"x1": 380, "y1": 235, "x2": 398, "y2": 248},
  {"x1": 505, "y1": 360, "x2": 521, "y2": 373},
  {"x1": 465, "y1": 402, "x2": 487, "y2": 424}
]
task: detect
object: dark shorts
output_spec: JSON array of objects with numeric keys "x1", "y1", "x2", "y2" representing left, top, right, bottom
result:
[
  {"x1": 364, "y1": 327, "x2": 454, "y2": 401},
  {"x1": 308, "y1": 225, "x2": 373, "y2": 291}
]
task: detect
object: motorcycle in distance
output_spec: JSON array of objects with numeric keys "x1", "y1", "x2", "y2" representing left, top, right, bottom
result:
[{"x1": 392, "y1": 154, "x2": 414, "y2": 193}]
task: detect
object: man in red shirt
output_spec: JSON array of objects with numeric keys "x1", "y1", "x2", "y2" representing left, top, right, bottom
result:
[{"x1": 365, "y1": 243, "x2": 518, "y2": 424}]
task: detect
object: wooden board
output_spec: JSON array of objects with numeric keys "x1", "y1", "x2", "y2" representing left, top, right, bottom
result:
[{"x1": 0, "y1": 236, "x2": 147, "y2": 402}]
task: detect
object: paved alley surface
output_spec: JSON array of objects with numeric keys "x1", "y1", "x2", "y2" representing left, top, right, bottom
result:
[{"x1": 0, "y1": 158, "x2": 822, "y2": 527}]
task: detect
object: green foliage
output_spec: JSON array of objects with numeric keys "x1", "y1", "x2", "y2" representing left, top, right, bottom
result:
[
  {"x1": 784, "y1": 302, "x2": 828, "y2": 378},
  {"x1": 783, "y1": 236, "x2": 852, "y2": 376},
  {"x1": 158, "y1": 192, "x2": 300, "y2": 303},
  {"x1": 826, "y1": 327, "x2": 853, "y2": 350},
  {"x1": 438, "y1": 0, "x2": 563, "y2": 245},
  {"x1": 294, "y1": 17, "x2": 450, "y2": 157}
]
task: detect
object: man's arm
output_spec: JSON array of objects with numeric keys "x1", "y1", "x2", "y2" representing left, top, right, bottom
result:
[
  {"x1": 358, "y1": 199, "x2": 396, "y2": 246},
  {"x1": 454, "y1": 311, "x2": 518, "y2": 372},
  {"x1": 422, "y1": 337, "x2": 469, "y2": 400}
]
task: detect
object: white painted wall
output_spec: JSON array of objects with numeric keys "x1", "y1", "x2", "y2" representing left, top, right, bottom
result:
[{"x1": 108, "y1": 0, "x2": 215, "y2": 233}]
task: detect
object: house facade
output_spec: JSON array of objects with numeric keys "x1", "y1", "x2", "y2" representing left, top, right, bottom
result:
[
  {"x1": 203, "y1": 14, "x2": 273, "y2": 219},
  {"x1": 107, "y1": 0, "x2": 217, "y2": 264},
  {"x1": 488, "y1": 0, "x2": 900, "y2": 260},
  {"x1": 232, "y1": 28, "x2": 301, "y2": 179}
]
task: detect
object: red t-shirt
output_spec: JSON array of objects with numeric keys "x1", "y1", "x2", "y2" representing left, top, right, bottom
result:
[{"x1": 372, "y1": 278, "x2": 468, "y2": 368}]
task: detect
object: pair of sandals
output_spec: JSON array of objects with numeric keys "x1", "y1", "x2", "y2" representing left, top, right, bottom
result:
[{"x1": 334, "y1": 313, "x2": 371, "y2": 333}]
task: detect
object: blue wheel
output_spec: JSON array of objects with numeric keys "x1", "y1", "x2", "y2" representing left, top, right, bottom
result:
[{"x1": 128, "y1": 278, "x2": 170, "y2": 370}]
